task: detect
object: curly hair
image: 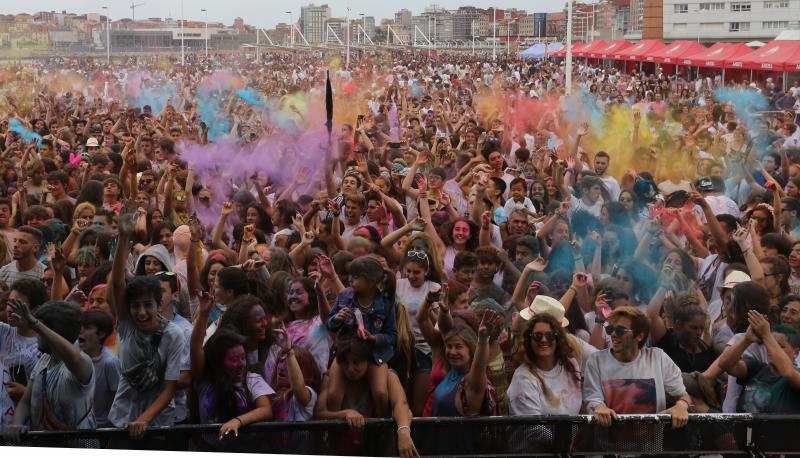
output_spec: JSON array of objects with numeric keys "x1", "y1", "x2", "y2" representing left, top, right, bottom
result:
[
  {"x1": 219, "y1": 295, "x2": 274, "y2": 373},
  {"x1": 516, "y1": 314, "x2": 581, "y2": 406}
]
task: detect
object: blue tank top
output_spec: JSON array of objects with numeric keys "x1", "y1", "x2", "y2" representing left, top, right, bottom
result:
[{"x1": 431, "y1": 368, "x2": 465, "y2": 417}]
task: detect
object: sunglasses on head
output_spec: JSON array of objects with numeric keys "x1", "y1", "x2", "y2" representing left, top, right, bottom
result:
[
  {"x1": 407, "y1": 250, "x2": 429, "y2": 261},
  {"x1": 605, "y1": 325, "x2": 632, "y2": 337}
]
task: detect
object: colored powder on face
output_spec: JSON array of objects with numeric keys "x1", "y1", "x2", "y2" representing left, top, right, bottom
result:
[
  {"x1": 713, "y1": 87, "x2": 768, "y2": 130},
  {"x1": 9, "y1": 118, "x2": 42, "y2": 147}
]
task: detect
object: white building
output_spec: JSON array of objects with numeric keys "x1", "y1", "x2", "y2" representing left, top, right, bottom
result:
[{"x1": 663, "y1": 0, "x2": 800, "y2": 42}]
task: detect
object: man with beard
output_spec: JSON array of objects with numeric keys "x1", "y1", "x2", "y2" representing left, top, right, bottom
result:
[
  {"x1": 593, "y1": 151, "x2": 621, "y2": 201},
  {"x1": 0, "y1": 226, "x2": 45, "y2": 285}
]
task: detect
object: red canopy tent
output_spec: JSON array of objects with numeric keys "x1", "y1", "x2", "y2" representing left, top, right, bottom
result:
[
  {"x1": 622, "y1": 39, "x2": 667, "y2": 62},
  {"x1": 599, "y1": 40, "x2": 633, "y2": 59},
  {"x1": 727, "y1": 40, "x2": 800, "y2": 71},
  {"x1": 649, "y1": 40, "x2": 706, "y2": 64},
  {"x1": 574, "y1": 40, "x2": 609, "y2": 58},
  {"x1": 551, "y1": 41, "x2": 586, "y2": 58},
  {"x1": 680, "y1": 42, "x2": 752, "y2": 68}
]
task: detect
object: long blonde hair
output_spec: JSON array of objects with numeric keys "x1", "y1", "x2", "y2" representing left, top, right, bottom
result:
[{"x1": 394, "y1": 302, "x2": 415, "y2": 385}]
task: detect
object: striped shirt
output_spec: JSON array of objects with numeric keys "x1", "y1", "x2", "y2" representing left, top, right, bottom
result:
[{"x1": 0, "y1": 260, "x2": 46, "y2": 286}]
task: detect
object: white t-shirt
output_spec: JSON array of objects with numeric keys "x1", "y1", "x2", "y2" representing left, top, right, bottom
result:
[
  {"x1": 704, "y1": 194, "x2": 741, "y2": 218},
  {"x1": 583, "y1": 347, "x2": 687, "y2": 413},
  {"x1": 503, "y1": 197, "x2": 537, "y2": 220},
  {"x1": 722, "y1": 333, "x2": 768, "y2": 413},
  {"x1": 600, "y1": 175, "x2": 621, "y2": 201},
  {"x1": 508, "y1": 360, "x2": 582, "y2": 415},
  {"x1": 396, "y1": 279, "x2": 441, "y2": 355}
]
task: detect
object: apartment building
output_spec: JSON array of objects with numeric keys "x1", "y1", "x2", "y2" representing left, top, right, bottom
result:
[{"x1": 662, "y1": 0, "x2": 800, "y2": 42}]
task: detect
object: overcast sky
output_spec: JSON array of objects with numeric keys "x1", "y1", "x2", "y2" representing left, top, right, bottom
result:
[{"x1": 6, "y1": 1, "x2": 567, "y2": 28}]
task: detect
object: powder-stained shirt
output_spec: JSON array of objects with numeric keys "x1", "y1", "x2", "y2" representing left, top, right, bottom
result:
[
  {"x1": 107, "y1": 318, "x2": 184, "y2": 428},
  {"x1": 29, "y1": 353, "x2": 96, "y2": 431}
]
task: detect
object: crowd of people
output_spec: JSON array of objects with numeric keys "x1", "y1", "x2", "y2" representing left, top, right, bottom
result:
[{"x1": 0, "y1": 48, "x2": 799, "y2": 455}]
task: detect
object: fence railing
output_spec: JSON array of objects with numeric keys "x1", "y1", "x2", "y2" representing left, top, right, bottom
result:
[{"x1": 2, "y1": 414, "x2": 799, "y2": 456}]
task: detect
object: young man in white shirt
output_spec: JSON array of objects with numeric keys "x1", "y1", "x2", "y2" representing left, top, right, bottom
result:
[{"x1": 584, "y1": 306, "x2": 691, "y2": 429}]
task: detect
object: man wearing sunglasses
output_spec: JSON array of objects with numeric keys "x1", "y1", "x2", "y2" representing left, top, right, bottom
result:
[{"x1": 583, "y1": 306, "x2": 691, "y2": 430}]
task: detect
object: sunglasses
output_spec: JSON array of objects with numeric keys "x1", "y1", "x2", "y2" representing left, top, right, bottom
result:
[
  {"x1": 605, "y1": 325, "x2": 632, "y2": 337},
  {"x1": 407, "y1": 250, "x2": 429, "y2": 261},
  {"x1": 154, "y1": 271, "x2": 177, "y2": 277},
  {"x1": 530, "y1": 331, "x2": 557, "y2": 344}
]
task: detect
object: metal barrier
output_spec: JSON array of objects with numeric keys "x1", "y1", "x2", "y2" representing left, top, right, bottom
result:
[{"x1": 2, "y1": 414, "x2": 798, "y2": 456}]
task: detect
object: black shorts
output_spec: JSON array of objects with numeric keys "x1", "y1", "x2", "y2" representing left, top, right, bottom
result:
[{"x1": 415, "y1": 348, "x2": 433, "y2": 373}]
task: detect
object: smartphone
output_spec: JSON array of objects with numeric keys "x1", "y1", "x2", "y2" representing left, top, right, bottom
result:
[
  {"x1": 437, "y1": 131, "x2": 447, "y2": 138},
  {"x1": 504, "y1": 167, "x2": 516, "y2": 175}
]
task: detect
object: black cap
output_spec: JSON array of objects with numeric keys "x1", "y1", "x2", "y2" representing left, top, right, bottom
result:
[{"x1": 695, "y1": 176, "x2": 714, "y2": 192}]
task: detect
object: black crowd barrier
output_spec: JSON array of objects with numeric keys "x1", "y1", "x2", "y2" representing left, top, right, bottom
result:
[{"x1": 2, "y1": 414, "x2": 798, "y2": 456}]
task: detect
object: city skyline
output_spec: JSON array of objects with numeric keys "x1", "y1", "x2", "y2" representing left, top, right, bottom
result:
[{"x1": 4, "y1": 1, "x2": 568, "y2": 29}]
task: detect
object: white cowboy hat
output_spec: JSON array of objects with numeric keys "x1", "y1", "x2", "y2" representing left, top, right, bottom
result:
[{"x1": 519, "y1": 295, "x2": 569, "y2": 327}]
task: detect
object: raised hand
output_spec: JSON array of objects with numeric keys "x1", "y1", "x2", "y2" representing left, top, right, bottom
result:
[
  {"x1": 221, "y1": 201, "x2": 234, "y2": 216},
  {"x1": 189, "y1": 213, "x2": 205, "y2": 241},
  {"x1": 408, "y1": 217, "x2": 426, "y2": 232},
  {"x1": 415, "y1": 174, "x2": 428, "y2": 193},
  {"x1": 273, "y1": 323, "x2": 293, "y2": 353},
  {"x1": 526, "y1": 256, "x2": 548, "y2": 272},
  {"x1": 572, "y1": 272, "x2": 588, "y2": 289},
  {"x1": 415, "y1": 149, "x2": 429, "y2": 165},
  {"x1": 197, "y1": 291, "x2": 215, "y2": 317},
  {"x1": 9, "y1": 299, "x2": 36, "y2": 327},
  {"x1": 117, "y1": 213, "x2": 135, "y2": 237}
]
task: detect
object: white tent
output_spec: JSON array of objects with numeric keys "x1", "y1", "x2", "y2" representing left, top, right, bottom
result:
[{"x1": 775, "y1": 29, "x2": 800, "y2": 41}]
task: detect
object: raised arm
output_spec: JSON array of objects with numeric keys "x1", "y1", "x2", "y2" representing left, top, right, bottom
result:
[
  {"x1": 187, "y1": 215, "x2": 205, "y2": 300},
  {"x1": 9, "y1": 299, "x2": 92, "y2": 385},
  {"x1": 646, "y1": 286, "x2": 669, "y2": 344},
  {"x1": 108, "y1": 213, "x2": 133, "y2": 322},
  {"x1": 464, "y1": 319, "x2": 498, "y2": 415},
  {"x1": 191, "y1": 293, "x2": 214, "y2": 380},
  {"x1": 211, "y1": 201, "x2": 237, "y2": 263}
]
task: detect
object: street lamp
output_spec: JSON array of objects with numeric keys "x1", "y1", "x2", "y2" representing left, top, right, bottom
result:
[
  {"x1": 180, "y1": 0, "x2": 185, "y2": 65},
  {"x1": 693, "y1": 8, "x2": 701, "y2": 43},
  {"x1": 566, "y1": 0, "x2": 574, "y2": 94},
  {"x1": 201, "y1": 8, "x2": 208, "y2": 58},
  {"x1": 285, "y1": 11, "x2": 292, "y2": 47},
  {"x1": 471, "y1": 20, "x2": 476, "y2": 56},
  {"x1": 102, "y1": 6, "x2": 110, "y2": 63},
  {"x1": 359, "y1": 13, "x2": 364, "y2": 44},
  {"x1": 492, "y1": 7, "x2": 497, "y2": 60}
]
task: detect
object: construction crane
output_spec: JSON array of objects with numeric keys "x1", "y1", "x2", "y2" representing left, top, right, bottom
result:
[{"x1": 130, "y1": 2, "x2": 145, "y2": 21}]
